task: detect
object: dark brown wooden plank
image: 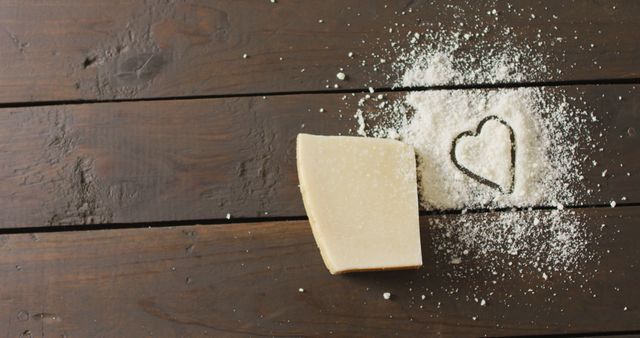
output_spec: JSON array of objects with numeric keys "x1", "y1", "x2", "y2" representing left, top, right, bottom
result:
[
  {"x1": 578, "y1": 334, "x2": 640, "y2": 338},
  {"x1": 0, "y1": 206, "x2": 638, "y2": 337},
  {"x1": 0, "y1": 0, "x2": 639, "y2": 103},
  {"x1": 0, "y1": 84, "x2": 638, "y2": 228}
]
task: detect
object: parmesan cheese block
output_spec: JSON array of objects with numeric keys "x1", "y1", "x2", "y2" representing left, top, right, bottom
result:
[{"x1": 296, "y1": 133, "x2": 422, "y2": 274}]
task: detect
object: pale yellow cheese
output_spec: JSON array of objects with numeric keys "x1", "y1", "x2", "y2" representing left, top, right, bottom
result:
[{"x1": 296, "y1": 133, "x2": 422, "y2": 274}]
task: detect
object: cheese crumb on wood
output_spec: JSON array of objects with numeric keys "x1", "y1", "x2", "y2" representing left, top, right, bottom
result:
[{"x1": 296, "y1": 134, "x2": 422, "y2": 274}]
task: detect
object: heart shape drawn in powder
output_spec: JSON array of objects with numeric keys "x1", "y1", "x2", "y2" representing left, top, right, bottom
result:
[{"x1": 450, "y1": 115, "x2": 516, "y2": 194}]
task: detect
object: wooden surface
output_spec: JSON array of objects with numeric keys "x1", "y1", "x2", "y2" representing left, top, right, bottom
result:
[
  {"x1": 0, "y1": 84, "x2": 638, "y2": 228},
  {"x1": 1, "y1": 207, "x2": 638, "y2": 337},
  {"x1": 0, "y1": 1, "x2": 639, "y2": 337},
  {"x1": 0, "y1": 0, "x2": 639, "y2": 103}
]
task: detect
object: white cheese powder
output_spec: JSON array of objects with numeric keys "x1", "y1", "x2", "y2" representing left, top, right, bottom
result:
[{"x1": 345, "y1": 19, "x2": 604, "y2": 278}]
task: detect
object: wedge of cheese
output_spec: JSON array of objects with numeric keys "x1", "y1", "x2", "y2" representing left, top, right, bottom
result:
[{"x1": 296, "y1": 133, "x2": 422, "y2": 274}]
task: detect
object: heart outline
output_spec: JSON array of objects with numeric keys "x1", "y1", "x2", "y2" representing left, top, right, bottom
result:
[{"x1": 450, "y1": 115, "x2": 516, "y2": 194}]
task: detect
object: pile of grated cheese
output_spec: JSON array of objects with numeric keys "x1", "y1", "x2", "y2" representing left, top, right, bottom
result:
[{"x1": 348, "y1": 20, "x2": 602, "y2": 280}]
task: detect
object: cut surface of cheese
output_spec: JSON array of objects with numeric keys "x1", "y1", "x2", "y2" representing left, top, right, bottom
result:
[{"x1": 296, "y1": 133, "x2": 422, "y2": 274}]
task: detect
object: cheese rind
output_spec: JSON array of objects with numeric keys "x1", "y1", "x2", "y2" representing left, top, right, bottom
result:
[{"x1": 296, "y1": 133, "x2": 422, "y2": 274}]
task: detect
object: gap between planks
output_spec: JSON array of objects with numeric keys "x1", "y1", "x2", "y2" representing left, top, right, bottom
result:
[
  {"x1": 0, "y1": 77, "x2": 638, "y2": 109},
  {"x1": 0, "y1": 202, "x2": 637, "y2": 236}
]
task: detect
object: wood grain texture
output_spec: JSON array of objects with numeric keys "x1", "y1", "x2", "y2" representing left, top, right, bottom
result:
[
  {"x1": 0, "y1": 206, "x2": 638, "y2": 337},
  {"x1": 0, "y1": 84, "x2": 638, "y2": 228},
  {"x1": 0, "y1": 0, "x2": 639, "y2": 103}
]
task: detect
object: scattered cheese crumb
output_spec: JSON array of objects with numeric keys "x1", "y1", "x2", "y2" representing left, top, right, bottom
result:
[
  {"x1": 480, "y1": 299, "x2": 486, "y2": 306},
  {"x1": 298, "y1": 288, "x2": 304, "y2": 293},
  {"x1": 226, "y1": 213, "x2": 231, "y2": 220},
  {"x1": 336, "y1": 72, "x2": 346, "y2": 80},
  {"x1": 610, "y1": 201, "x2": 617, "y2": 208},
  {"x1": 242, "y1": 53, "x2": 248, "y2": 59},
  {"x1": 383, "y1": 292, "x2": 391, "y2": 300}
]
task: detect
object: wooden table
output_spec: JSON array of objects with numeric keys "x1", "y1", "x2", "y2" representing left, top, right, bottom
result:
[{"x1": 0, "y1": 1, "x2": 638, "y2": 337}]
